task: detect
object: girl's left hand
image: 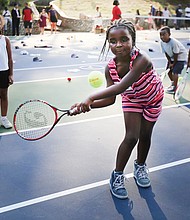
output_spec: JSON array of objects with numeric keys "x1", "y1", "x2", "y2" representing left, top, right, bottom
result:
[{"x1": 8, "y1": 75, "x2": 13, "y2": 85}]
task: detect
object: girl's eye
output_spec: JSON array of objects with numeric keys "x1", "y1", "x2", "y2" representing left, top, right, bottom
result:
[
  {"x1": 121, "y1": 36, "x2": 128, "y2": 42},
  {"x1": 109, "y1": 39, "x2": 116, "y2": 44}
]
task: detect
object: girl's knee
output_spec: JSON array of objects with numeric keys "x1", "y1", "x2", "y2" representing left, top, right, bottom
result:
[{"x1": 123, "y1": 135, "x2": 138, "y2": 149}]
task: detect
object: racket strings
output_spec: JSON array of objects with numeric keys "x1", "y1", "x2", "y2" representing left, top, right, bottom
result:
[{"x1": 15, "y1": 101, "x2": 56, "y2": 140}]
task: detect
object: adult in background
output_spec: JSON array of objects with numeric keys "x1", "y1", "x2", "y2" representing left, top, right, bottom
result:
[
  {"x1": 111, "y1": 0, "x2": 122, "y2": 24},
  {"x1": 39, "y1": 8, "x2": 48, "y2": 35},
  {"x1": 175, "y1": 4, "x2": 183, "y2": 30},
  {"x1": 22, "y1": 2, "x2": 33, "y2": 36},
  {"x1": 48, "y1": 5, "x2": 58, "y2": 34},
  {"x1": 2, "y1": 7, "x2": 12, "y2": 35},
  {"x1": 185, "y1": 4, "x2": 190, "y2": 30},
  {"x1": 11, "y1": 3, "x2": 21, "y2": 36},
  {"x1": 162, "y1": 6, "x2": 170, "y2": 26}
]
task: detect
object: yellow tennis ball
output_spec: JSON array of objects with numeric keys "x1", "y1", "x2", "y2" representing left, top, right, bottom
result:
[
  {"x1": 178, "y1": 76, "x2": 183, "y2": 83},
  {"x1": 88, "y1": 71, "x2": 104, "y2": 88}
]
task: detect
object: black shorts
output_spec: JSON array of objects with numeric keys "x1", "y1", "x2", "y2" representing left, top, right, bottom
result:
[
  {"x1": 0, "y1": 69, "x2": 10, "y2": 89},
  {"x1": 24, "y1": 21, "x2": 32, "y2": 28}
]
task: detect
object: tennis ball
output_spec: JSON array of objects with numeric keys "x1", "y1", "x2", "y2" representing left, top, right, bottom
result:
[
  {"x1": 88, "y1": 71, "x2": 104, "y2": 88},
  {"x1": 178, "y1": 76, "x2": 183, "y2": 83}
]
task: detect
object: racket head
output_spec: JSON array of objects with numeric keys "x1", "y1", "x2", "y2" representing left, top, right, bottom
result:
[
  {"x1": 13, "y1": 100, "x2": 58, "y2": 141},
  {"x1": 174, "y1": 79, "x2": 186, "y2": 101},
  {"x1": 174, "y1": 68, "x2": 189, "y2": 101}
]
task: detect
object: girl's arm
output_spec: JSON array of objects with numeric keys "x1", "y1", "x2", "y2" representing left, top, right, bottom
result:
[
  {"x1": 90, "y1": 65, "x2": 116, "y2": 108},
  {"x1": 6, "y1": 37, "x2": 13, "y2": 84},
  {"x1": 77, "y1": 54, "x2": 150, "y2": 112}
]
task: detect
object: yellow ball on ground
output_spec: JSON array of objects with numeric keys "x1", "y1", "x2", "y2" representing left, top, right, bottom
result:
[{"x1": 88, "y1": 71, "x2": 104, "y2": 88}]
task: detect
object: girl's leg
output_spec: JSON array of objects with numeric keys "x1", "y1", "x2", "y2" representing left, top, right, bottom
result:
[
  {"x1": 110, "y1": 112, "x2": 142, "y2": 199},
  {"x1": 115, "y1": 112, "x2": 142, "y2": 172},
  {"x1": 0, "y1": 88, "x2": 8, "y2": 116},
  {"x1": 136, "y1": 117, "x2": 156, "y2": 165}
]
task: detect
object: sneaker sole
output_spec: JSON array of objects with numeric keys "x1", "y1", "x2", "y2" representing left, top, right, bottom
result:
[
  {"x1": 109, "y1": 183, "x2": 128, "y2": 199},
  {"x1": 133, "y1": 176, "x2": 151, "y2": 188}
]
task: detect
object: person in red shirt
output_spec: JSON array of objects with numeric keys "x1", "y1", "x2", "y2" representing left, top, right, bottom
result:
[
  {"x1": 111, "y1": 0, "x2": 122, "y2": 23},
  {"x1": 22, "y1": 2, "x2": 33, "y2": 36}
]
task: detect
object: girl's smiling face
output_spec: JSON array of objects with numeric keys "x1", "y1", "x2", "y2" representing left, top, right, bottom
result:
[{"x1": 108, "y1": 28, "x2": 133, "y2": 58}]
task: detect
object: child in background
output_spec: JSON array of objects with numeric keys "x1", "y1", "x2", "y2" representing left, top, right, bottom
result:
[
  {"x1": 0, "y1": 15, "x2": 13, "y2": 128},
  {"x1": 70, "y1": 20, "x2": 164, "y2": 199},
  {"x1": 160, "y1": 26, "x2": 187, "y2": 93}
]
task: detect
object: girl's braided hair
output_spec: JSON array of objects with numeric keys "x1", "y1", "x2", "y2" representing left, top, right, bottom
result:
[{"x1": 99, "y1": 19, "x2": 136, "y2": 60}]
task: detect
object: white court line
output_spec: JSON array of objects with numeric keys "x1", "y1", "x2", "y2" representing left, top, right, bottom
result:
[
  {"x1": 1, "y1": 102, "x2": 190, "y2": 137},
  {"x1": 13, "y1": 60, "x2": 165, "y2": 72},
  {"x1": 0, "y1": 157, "x2": 189, "y2": 214}
]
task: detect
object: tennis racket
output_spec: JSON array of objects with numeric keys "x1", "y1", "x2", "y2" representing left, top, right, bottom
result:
[
  {"x1": 174, "y1": 68, "x2": 189, "y2": 101},
  {"x1": 13, "y1": 100, "x2": 77, "y2": 141},
  {"x1": 160, "y1": 68, "x2": 170, "y2": 81}
]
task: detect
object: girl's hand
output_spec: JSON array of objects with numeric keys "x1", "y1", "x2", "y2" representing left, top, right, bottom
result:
[
  {"x1": 69, "y1": 103, "x2": 81, "y2": 116},
  {"x1": 80, "y1": 97, "x2": 93, "y2": 113},
  {"x1": 8, "y1": 75, "x2": 13, "y2": 85}
]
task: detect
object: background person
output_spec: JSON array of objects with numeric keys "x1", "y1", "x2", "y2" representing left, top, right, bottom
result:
[
  {"x1": 39, "y1": 8, "x2": 48, "y2": 35},
  {"x1": 48, "y1": 5, "x2": 58, "y2": 34},
  {"x1": 160, "y1": 26, "x2": 187, "y2": 94},
  {"x1": 185, "y1": 4, "x2": 190, "y2": 29},
  {"x1": 0, "y1": 15, "x2": 13, "y2": 129},
  {"x1": 11, "y1": 3, "x2": 21, "y2": 36},
  {"x1": 111, "y1": 0, "x2": 122, "y2": 24},
  {"x1": 22, "y1": 2, "x2": 33, "y2": 36},
  {"x1": 2, "y1": 7, "x2": 12, "y2": 35}
]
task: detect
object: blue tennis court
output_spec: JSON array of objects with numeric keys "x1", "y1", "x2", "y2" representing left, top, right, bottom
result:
[{"x1": 0, "y1": 29, "x2": 190, "y2": 220}]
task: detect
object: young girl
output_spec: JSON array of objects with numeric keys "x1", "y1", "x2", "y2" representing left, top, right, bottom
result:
[
  {"x1": 70, "y1": 20, "x2": 164, "y2": 199},
  {"x1": 0, "y1": 15, "x2": 13, "y2": 129}
]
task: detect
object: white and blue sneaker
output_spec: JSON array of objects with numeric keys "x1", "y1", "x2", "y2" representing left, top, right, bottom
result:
[
  {"x1": 110, "y1": 170, "x2": 128, "y2": 199},
  {"x1": 134, "y1": 160, "x2": 151, "y2": 188},
  {"x1": 0, "y1": 117, "x2": 12, "y2": 129}
]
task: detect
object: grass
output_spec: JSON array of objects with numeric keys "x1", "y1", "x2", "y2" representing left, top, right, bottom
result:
[{"x1": 53, "y1": 0, "x2": 187, "y2": 19}]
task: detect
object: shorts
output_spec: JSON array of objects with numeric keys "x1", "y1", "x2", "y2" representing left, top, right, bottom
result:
[
  {"x1": 122, "y1": 82, "x2": 164, "y2": 122},
  {"x1": 0, "y1": 69, "x2": 10, "y2": 89},
  {"x1": 24, "y1": 21, "x2": 32, "y2": 29},
  {"x1": 167, "y1": 61, "x2": 185, "y2": 74}
]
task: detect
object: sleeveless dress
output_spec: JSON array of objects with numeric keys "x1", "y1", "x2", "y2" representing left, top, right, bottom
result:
[{"x1": 108, "y1": 49, "x2": 164, "y2": 122}]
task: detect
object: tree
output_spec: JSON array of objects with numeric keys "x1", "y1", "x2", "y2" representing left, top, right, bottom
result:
[{"x1": 0, "y1": 0, "x2": 9, "y2": 10}]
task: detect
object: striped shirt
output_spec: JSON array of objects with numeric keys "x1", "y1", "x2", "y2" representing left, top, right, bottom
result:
[{"x1": 108, "y1": 49, "x2": 164, "y2": 122}]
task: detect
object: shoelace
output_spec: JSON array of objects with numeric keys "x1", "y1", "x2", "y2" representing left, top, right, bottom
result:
[
  {"x1": 113, "y1": 174, "x2": 126, "y2": 190},
  {"x1": 136, "y1": 166, "x2": 149, "y2": 179}
]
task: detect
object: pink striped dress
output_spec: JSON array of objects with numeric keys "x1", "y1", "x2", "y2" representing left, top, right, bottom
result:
[{"x1": 108, "y1": 49, "x2": 164, "y2": 122}]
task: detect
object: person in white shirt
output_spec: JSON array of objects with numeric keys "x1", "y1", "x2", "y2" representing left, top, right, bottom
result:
[
  {"x1": 185, "y1": 4, "x2": 190, "y2": 29},
  {"x1": 160, "y1": 26, "x2": 187, "y2": 94},
  {"x1": 2, "y1": 7, "x2": 12, "y2": 34},
  {"x1": 0, "y1": 15, "x2": 13, "y2": 129},
  {"x1": 162, "y1": 6, "x2": 171, "y2": 26}
]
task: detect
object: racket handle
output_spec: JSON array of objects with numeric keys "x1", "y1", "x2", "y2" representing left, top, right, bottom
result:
[{"x1": 68, "y1": 106, "x2": 91, "y2": 115}]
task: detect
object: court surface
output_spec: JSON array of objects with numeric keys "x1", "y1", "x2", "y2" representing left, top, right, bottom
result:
[{"x1": 0, "y1": 29, "x2": 190, "y2": 220}]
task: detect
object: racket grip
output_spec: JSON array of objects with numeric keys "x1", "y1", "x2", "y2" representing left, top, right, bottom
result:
[{"x1": 68, "y1": 106, "x2": 91, "y2": 115}]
